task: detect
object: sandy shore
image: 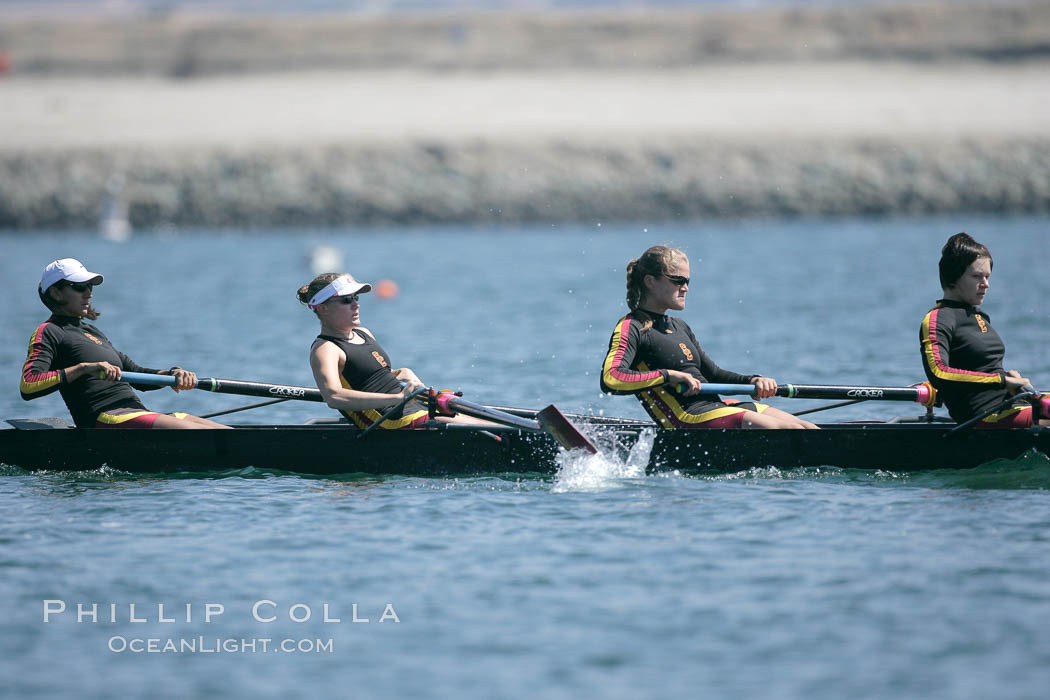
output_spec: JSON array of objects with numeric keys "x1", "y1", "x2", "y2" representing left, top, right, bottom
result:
[
  {"x1": 2, "y1": 5, "x2": 1049, "y2": 228},
  {"x1": 4, "y1": 62, "x2": 1050, "y2": 148}
]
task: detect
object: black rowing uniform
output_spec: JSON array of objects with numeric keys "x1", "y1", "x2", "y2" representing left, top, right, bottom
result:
[
  {"x1": 919, "y1": 298, "x2": 1019, "y2": 423},
  {"x1": 316, "y1": 329, "x2": 427, "y2": 429},
  {"x1": 600, "y1": 312, "x2": 763, "y2": 428},
  {"x1": 20, "y1": 315, "x2": 166, "y2": 428}
]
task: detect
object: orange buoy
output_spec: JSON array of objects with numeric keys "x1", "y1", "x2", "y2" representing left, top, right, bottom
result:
[
  {"x1": 374, "y1": 278, "x2": 400, "y2": 300},
  {"x1": 0, "y1": 51, "x2": 12, "y2": 75}
]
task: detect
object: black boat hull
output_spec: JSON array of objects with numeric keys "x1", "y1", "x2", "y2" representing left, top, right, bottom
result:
[{"x1": 1, "y1": 421, "x2": 1047, "y2": 476}]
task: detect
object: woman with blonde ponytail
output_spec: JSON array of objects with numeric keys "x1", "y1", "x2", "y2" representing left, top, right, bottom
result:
[{"x1": 600, "y1": 246, "x2": 817, "y2": 430}]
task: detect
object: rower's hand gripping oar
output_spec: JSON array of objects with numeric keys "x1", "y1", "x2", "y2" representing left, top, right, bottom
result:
[{"x1": 115, "y1": 371, "x2": 325, "y2": 402}]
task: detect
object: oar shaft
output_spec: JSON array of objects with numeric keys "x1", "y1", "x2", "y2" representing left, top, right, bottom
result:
[
  {"x1": 196, "y1": 377, "x2": 324, "y2": 402},
  {"x1": 432, "y1": 394, "x2": 596, "y2": 453},
  {"x1": 444, "y1": 396, "x2": 542, "y2": 431},
  {"x1": 790, "y1": 399, "x2": 865, "y2": 417},
  {"x1": 119, "y1": 371, "x2": 325, "y2": 402},
  {"x1": 693, "y1": 383, "x2": 934, "y2": 403},
  {"x1": 481, "y1": 404, "x2": 648, "y2": 426},
  {"x1": 199, "y1": 398, "x2": 290, "y2": 419}
]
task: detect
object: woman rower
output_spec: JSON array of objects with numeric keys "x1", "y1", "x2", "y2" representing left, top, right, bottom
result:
[
  {"x1": 919, "y1": 233, "x2": 1049, "y2": 428},
  {"x1": 20, "y1": 258, "x2": 228, "y2": 429},
  {"x1": 600, "y1": 245, "x2": 817, "y2": 429},
  {"x1": 298, "y1": 272, "x2": 488, "y2": 429}
]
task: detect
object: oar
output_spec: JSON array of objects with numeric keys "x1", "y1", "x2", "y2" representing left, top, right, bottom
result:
[
  {"x1": 117, "y1": 371, "x2": 325, "y2": 402},
  {"x1": 118, "y1": 372, "x2": 597, "y2": 452},
  {"x1": 479, "y1": 404, "x2": 652, "y2": 427},
  {"x1": 684, "y1": 383, "x2": 936, "y2": 404},
  {"x1": 790, "y1": 399, "x2": 865, "y2": 417},
  {"x1": 119, "y1": 371, "x2": 596, "y2": 455},
  {"x1": 200, "y1": 398, "x2": 290, "y2": 419},
  {"x1": 429, "y1": 393, "x2": 597, "y2": 454}
]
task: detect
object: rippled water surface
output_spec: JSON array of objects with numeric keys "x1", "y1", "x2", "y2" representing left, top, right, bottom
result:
[{"x1": 2, "y1": 217, "x2": 1049, "y2": 698}]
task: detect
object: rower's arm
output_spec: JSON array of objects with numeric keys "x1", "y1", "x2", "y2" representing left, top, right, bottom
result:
[
  {"x1": 20, "y1": 322, "x2": 64, "y2": 400},
  {"x1": 309, "y1": 342, "x2": 412, "y2": 411},
  {"x1": 600, "y1": 316, "x2": 667, "y2": 394},
  {"x1": 919, "y1": 308, "x2": 1005, "y2": 387}
]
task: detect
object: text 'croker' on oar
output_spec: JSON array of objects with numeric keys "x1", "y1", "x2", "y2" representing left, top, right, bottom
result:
[
  {"x1": 684, "y1": 382, "x2": 938, "y2": 404},
  {"x1": 115, "y1": 371, "x2": 325, "y2": 402}
]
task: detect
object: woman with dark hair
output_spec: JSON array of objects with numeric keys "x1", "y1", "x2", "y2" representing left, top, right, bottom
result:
[
  {"x1": 20, "y1": 258, "x2": 228, "y2": 429},
  {"x1": 298, "y1": 272, "x2": 488, "y2": 429},
  {"x1": 600, "y1": 245, "x2": 816, "y2": 429},
  {"x1": 920, "y1": 233, "x2": 1048, "y2": 428}
]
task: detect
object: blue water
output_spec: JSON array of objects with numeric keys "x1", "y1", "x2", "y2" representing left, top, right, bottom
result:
[{"x1": 2, "y1": 216, "x2": 1049, "y2": 698}]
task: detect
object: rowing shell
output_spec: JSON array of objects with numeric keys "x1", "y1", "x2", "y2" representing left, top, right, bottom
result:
[{"x1": 2, "y1": 417, "x2": 1047, "y2": 475}]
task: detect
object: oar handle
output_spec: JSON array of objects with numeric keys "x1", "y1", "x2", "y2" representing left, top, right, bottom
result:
[
  {"x1": 113, "y1": 371, "x2": 178, "y2": 387},
  {"x1": 687, "y1": 382, "x2": 935, "y2": 403},
  {"x1": 118, "y1": 371, "x2": 325, "y2": 402}
]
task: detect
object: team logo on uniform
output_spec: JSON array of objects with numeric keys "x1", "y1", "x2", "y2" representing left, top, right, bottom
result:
[
  {"x1": 372, "y1": 351, "x2": 388, "y2": 367},
  {"x1": 82, "y1": 332, "x2": 103, "y2": 345},
  {"x1": 679, "y1": 343, "x2": 693, "y2": 361},
  {"x1": 976, "y1": 315, "x2": 988, "y2": 333}
]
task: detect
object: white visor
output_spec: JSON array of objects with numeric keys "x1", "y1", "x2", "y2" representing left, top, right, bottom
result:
[
  {"x1": 40, "y1": 258, "x2": 104, "y2": 292},
  {"x1": 308, "y1": 274, "x2": 372, "y2": 309}
]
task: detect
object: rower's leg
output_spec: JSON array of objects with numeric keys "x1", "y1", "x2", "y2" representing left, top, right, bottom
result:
[
  {"x1": 740, "y1": 412, "x2": 793, "y2": 429},
  {"x1": 150, "y1": 413, "x2": 231, "y2": 429},
  {"x1": 741, "y1": 407, "x2": 819, "y2": 430},
  {"x1": 762, "y1": 406, "x2": 820, "y2": 429}
]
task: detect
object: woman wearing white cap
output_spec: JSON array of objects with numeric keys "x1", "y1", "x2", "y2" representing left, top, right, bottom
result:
[
  {"x1": 298, "y1": 272, "x2": 485, "y2": 429},
  {"x1": 20, "y1": 258, "x2": 228, "y2": 429}
]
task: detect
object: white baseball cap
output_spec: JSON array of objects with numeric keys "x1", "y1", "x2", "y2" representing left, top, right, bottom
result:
[
  {"x1": 308, "y1": 274, "x2": 372, "y2": 309},
  {"x1": 39, "y1": 258, "x2": 104, "y2": 292}
]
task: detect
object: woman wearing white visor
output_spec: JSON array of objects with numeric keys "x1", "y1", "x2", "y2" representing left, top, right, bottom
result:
[
  {"x1": 21, "y1": 258, "x2": 228, "y2": 429},
  {"x1": 298, "y1": 272, "x2": 486, "y2": 430}
]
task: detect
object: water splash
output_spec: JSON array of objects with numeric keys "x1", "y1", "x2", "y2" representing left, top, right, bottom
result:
[{"x1": 551, "y1": 428, "x2": 654, "y2": 492}]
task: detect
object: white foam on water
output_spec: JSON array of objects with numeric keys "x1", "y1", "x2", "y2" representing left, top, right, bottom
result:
[{"x1": 551, "y1": 428, "x2": 655, "y2": 492}]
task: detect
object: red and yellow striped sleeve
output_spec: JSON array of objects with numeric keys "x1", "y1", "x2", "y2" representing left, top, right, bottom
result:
[
  {"x1": 600, "y1": 315, "x2": 666, "y2": 394},
  {"x1": 20, "y1": 323, "x2": 64, "y2": 400},
  {"x1": 920, "y1": 307, "x2": 1003, "y2": 386}
]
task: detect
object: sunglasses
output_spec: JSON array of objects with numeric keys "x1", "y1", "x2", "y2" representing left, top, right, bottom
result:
[
  {"x1": 332, "y1": 294, "x2": 360, "y2": 305},
  {"x1": 62, "y1": 281, "x2": 95, "y2": 293},
  {"x1": 663, "y1": 274, "x2": 690, "y2": 286}
]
